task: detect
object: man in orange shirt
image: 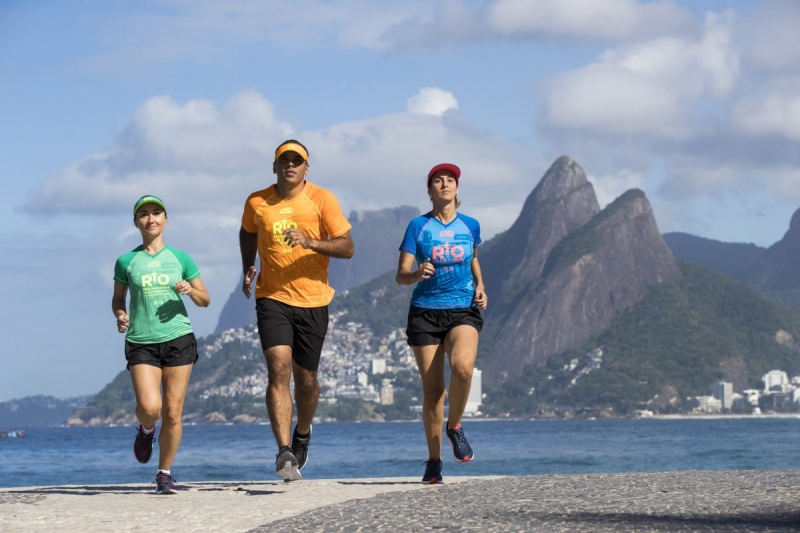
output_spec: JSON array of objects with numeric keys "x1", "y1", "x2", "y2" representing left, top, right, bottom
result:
[{"x1": 240, "y1": 139, "x2": 354, "y2": 481}]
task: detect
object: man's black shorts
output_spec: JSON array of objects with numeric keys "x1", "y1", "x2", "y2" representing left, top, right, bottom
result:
[
  {"x1": 406, "y1": 306, "x2": 484, "y2": 347},
  {"x1": 255, "y1": 298, "x2": 328, "y2": 371},
  {"x1": 125, "y1": 332, "x2": 198, "y2": 370}
]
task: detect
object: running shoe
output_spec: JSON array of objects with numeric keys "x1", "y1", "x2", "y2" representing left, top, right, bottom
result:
[
  {"x1": 153, "y1": 471, "x2": 178, "y2": 495},
  {"x1": 291, "y1": 425, "x2": 312, "y2": 471},
  {"x1": 133, "y1": 424, "x2": 156, "y2": 464},
  {"x1": 275, "y1": 446, "x2": 301, "y2": 482},
  {"x1": 421, "y1": 458, "x2": 443, "y2": 484},
  {"x1": 445, "y1": 422, "x2": 474, "y2": 462}
]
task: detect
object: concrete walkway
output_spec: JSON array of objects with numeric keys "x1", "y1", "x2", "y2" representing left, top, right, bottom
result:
[{"x1": 2, "y1": 470, "x2": 800, "y2": 532}]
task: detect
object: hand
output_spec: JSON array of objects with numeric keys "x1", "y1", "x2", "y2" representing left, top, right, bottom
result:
[
  {"x1": 473, "y1": 287, "x2": 488, "y2": 311},
  {"x1": 417, "y1": 258, "x2": 435, "y2": 281},
  {"x1": 174, "y1": 280, "x2": 193, "y2": 296},
  {"x1": 116, "y1": 313, "x2": 129, "y2": 333},
  {"x1": 282, "y1": 228, "x2": 312, "y2": 249},
  {"x1": 242, "y1": 266, "x2": 257, "y2": 299}
]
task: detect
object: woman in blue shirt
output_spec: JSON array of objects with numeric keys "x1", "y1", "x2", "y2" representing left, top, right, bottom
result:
[{"x1": 396, "y1": 163, "x2": 488, "y2": 484}]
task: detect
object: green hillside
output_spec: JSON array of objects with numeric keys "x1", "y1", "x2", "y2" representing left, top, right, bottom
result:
[
  {"x1": 329, "y1": 271, "x2": 412, "y2": 338},
  {"x1": 486, "y1": 261, "x2": 800, "y2": 416}
]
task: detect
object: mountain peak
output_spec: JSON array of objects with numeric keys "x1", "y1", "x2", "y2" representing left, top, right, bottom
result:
[
  {"x1": 788, "y1": 207, "x2": 800, "y2": 236},
  {"x1": 484, "y1": 187, "x2": 681, "y2": 383},
  {"x1": 480, "y1": 156, "x2": 600, "y2": 313},
  {"x1": 532, "y1": 155, "x2": 592, "y2": 205}
]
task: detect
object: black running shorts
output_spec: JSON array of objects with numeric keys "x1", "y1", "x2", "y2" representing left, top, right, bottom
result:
[
  {"x1": 125, "y1": 332, "x2": 198, "y2": 370},
  {"x1": 255, "y1": 298, "x2": 328, "y2": 371},
  {"x1": 405, "y1": 306, "x2": 484, "y2": 347}
]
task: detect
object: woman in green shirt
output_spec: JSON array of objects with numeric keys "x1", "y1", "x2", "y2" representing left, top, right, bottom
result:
[{"x1": 111, "y1": 195, "x2": 210, "y2": 494}]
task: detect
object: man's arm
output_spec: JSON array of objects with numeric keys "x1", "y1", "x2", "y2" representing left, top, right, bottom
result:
[
  {"x1": 282, "y1": 229, "x2": 354, "y2": 259},
  {"x1": 240, "y1": 227, "x2": 259, "y2": 298}
]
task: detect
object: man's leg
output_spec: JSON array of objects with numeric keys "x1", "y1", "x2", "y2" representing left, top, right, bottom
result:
[
  {"x1": 293, "y1": 361, "x2": 319, "y2": 435},
  {"x1": 264, "y1": 345, "x2": 294, "y2": 448}
]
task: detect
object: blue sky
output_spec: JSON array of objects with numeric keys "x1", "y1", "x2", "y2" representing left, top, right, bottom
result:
[{"x1": 2, "y1": 0, "x2": 799, "y2": 400}]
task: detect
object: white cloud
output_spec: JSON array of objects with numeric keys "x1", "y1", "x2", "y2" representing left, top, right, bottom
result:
[
  {"x1": 486, "y1": 0, "x2": 695, "y2": 41},
  {"x1": 587, "y1": 169, "x2": 644, "y2": 208},
  {"x1": 541, "y1": 11, "x2": 738, "y2": 136},
  {"x1": 407, "y1": 87, "x2": 459, "y2": 116},
  {"x1": 732, "y1": 81, "x2": 800, "y2": 141},
  {"x1": 544, "y1": 65, "x2": 684, "y2": 136},
  {"x1": 24, "y1": 89, "x2": 533, "y2": 304}
]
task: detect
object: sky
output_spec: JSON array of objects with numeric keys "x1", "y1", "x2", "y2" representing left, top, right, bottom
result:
[{"x1": 2, "y1": 0, "x2": 800, "y2": 400}]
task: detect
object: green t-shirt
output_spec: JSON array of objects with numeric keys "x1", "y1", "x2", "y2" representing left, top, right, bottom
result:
[{"x1": 114, "y1": 244, "x2": 201, "y2": 344}]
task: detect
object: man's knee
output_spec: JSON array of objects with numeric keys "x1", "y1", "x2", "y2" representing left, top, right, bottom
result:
[
  {"x1": 265, "y1": 348, "x2": 293, "y2": 380},
  {"x1": 294, "y1": 368, "x2": 318, "y2": 394}
]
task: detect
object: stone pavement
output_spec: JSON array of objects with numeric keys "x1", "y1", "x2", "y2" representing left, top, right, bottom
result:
[{"x1": 2, "y1": 470, "x2": 800, "y2": 532}]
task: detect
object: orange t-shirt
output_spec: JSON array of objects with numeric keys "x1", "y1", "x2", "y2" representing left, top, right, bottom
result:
[{"x1": 241, "y1": 181, "x2": 352, "y2": 307}]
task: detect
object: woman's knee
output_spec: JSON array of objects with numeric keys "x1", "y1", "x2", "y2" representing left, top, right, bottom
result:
[
  {"x1": 450, "y1": 364, "x2": 474, "y2": 383},
  {"x1": 160, "y1": 404, "x2": 183, "y2": 426},
  {"x1": 136, "y1": 400, "x2": 161, "y2": 421}
]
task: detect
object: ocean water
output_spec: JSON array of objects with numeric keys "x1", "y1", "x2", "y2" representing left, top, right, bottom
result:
[{"x1": 2, "y1": 418, "x2": 800, "y2": 488}]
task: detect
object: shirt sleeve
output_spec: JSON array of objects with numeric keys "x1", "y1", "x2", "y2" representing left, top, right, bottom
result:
[
  {"x1": 319, "y1": 189, "x2": 352, "y2": 238},
  {"x1": 177, "y1": 250, "x2": 201, "y2": 282},
  {"x1": 399, "y1": 219, "x2": 419, "y2": 256},
  {"x1": 241, "y1": 194, "x2": 258, "y2": 234},
  {"x1": 462, "y1": 215, "x2": 482, "y2": 247},
  {"x1": 113, "y1": 255, "x2": 130, "y2": 285}
]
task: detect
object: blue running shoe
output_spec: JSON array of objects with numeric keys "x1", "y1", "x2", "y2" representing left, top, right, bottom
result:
[
  {"x1": 446, "y1": 422, "x2": 474, "y2": 462},
  {"x1": 421, "y1": 459, "x2": 443, "y2": 484},
  {"x1": 133, "y1": 424, "x2": 156, "y2": 464},
  {"x1": 153, "y1": 471, "x2": 178, "y2": 495}
]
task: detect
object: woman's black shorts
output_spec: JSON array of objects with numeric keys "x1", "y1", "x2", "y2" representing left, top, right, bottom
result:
[
  {"x1": 125, "y1": 332, "x2": 198, "y2": 370},
  {"x1": 256, "y1": 298, "x2": 328, "y2": 371},
  {"x1": 405, "y1": 306, "x2": 484, "y2": 347}
]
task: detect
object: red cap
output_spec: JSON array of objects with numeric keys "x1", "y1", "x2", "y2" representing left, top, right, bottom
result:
[{"x1": 427, "y1": 163, "x2": 461, "y2": 187}]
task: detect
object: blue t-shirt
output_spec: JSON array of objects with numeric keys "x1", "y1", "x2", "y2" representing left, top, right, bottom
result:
[{"x1": 399, "y1": 212, "x2": 482, "y2": 309}]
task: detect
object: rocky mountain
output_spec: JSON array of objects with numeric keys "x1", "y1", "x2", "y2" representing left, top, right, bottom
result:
[
  {"x1": 739, "y1": 207, "x2": 800, "y2": 313},
  {"x1": 483, "y1": 180, "x2": 681, "y2": 382},
  {"x1": 214, "y1": 206, "x2": 420, "y2": 333},
  {"x1": 480, "y1": 156, "x2": 600, "y2": 297},
  {"x1": 662, "y1": 232, "x2": 764, "y2": 278}
]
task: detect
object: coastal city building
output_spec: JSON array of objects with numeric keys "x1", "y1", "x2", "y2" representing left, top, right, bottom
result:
[
  {"x1": 380, "y1": 379, "x2": 394, "y2": 405},
  {"x1": 763, "y1": 370, "x2": 789, "y2": 392},
  {"x1": 713, "y1": 382, "x2": 733, "y2": 410}
]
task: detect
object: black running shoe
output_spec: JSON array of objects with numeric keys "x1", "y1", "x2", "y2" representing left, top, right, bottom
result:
[
  {"x1": 445, "y1": 422, "x2": 474, "y2": 462},
  {"x1": 275, "y1": 446, "x2": 301, "y2": 482},
  {"x1": 291, "y1": 425, "x2": 312, "y2": 471},
  {"x1": 153, "y1": 471, "x2": 178, "y2": 495},
  {"x1": 421, "y1": 458, "x2": 443, "y2": 484},
  {"x1": 133, "y1": 424, "x2": 156, "y2": 464}
]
